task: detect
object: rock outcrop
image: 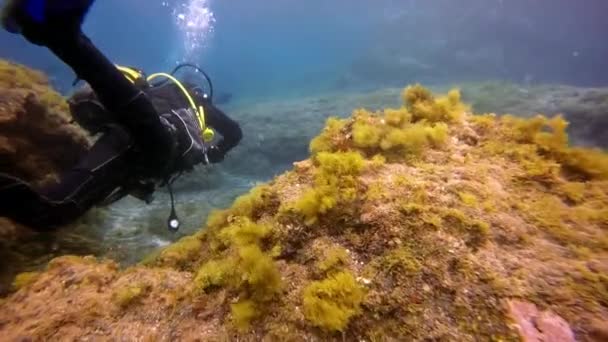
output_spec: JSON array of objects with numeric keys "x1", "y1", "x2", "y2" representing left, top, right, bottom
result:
[
  {"x1": 0, "y1": 60, "x2": 90, "y2": 292},
  {"x1": 0, "y1": 60, "x2": 89, "y2": 188},
  {"x1": 225, "y1": 82, "x2": 608, "y2": 182},
  {"x1": 460, "y1": 82, "x2": 608, "y2": 148},
  {"x1": 1, "y1": 85, "x2": 606, "y2": 341},
  {"x1": 507, "y1": 300, "x2": 575, "y2": 342}
]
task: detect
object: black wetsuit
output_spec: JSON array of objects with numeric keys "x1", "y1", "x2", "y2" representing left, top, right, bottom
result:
[{"x1": 0, "y1": 6, "x2": 242, "y2": 230}]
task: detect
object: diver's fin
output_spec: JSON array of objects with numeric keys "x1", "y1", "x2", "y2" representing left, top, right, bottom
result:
[
  {"x1": 1, "y1": 0, "x2": 96, "y2": 38},
  {"x1": 0, "y1": 0, "x2": 21, "y2": 33}
]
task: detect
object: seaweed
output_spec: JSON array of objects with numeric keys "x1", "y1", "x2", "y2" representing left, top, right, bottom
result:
[{"x1": 302, "y1": 271, "x2": 365, "y2": 332}]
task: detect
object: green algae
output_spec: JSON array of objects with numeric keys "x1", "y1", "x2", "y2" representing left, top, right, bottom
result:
[
  {"x1": 11, "y1": 271, "x2": 40, "y2": 291},
  {"x1": 231, "y1": 299, "x2": 259, "y2": 331},
  {"x1": 113, "y1": 284, "x2": 149, "y2": 308},
  {"x1": 316, "y1": 245, "x2": 350, "y2": 274},
  {"x1": 283, "y1": 151, "x2": 365, "y2": 225},
  {"x1": 3, "y1": 84, "x2": 608, "y2": 340},
  {"x1": 302, "y1": 271, "x2": 365, "y2": 332},
  {"x1": 153, "y1": 234, "x2": 205, "y2": 270}
]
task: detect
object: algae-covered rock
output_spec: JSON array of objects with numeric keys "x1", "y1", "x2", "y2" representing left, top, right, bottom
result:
[
  {"x1": 460, "y1": 81, "x2": 608, "y2": 148},
  {"x1": 0, "y1": 59, "x2": 89, "y2": 187},
  {"x1": 507, "y1": 300, "x2": 575, "y2": 342},
  {"x1": 0, "y1": 59, "x2": 91, "y2": 291},
  {"x1": 224, "y1": 82, "x2": 608, "y2": 182},
  {"x1": 1, "y1": 85, "x2": 607, "y2": 341}
]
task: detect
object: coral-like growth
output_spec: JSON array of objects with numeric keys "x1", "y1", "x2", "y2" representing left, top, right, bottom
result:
[
  {"x1": 151, "y1": 233, "x2": 205, "y2": 269},
  {"x1": 113, "y1": 285, "x2": 148, "y2": 308},
  {"x1": 0, "y1": 59, "x2": 89, "y2": 188},
  {"x1": 458, "y1": 192, "x2": 479, "y2": 206},
  {"x1": 309, "y1": 117, "x2": 348, "y2": 154},
  {"x1": 230, "y1": 184, "x2": 278, "y2": 219},
  {"x1": 407, "y1": 87, "x2": 468, "y2": 123},
  {"x1": 380, "y1": 247, "x2": 421, "y2": 275},
  {"x1": 561, "y1": 148, "x2": 608, "y2": 180},
  {"x1": 316, "y1": 245, "x2": 350, "y2": 274},
  {"x1": 309, "y1": 85, "x2": 458, "y2": 162},
  {"x1": 193, "y1": 215, "x2": 282, "y2": 329},
  {"x1": 237, "y1": 245, "x2": 282, "y2": 301},
  {"x1": 0, "y1": 60, "x2": 67, "y2": 113},
  {"x1": 11, "y1": 272, "x2": 40, "y2": 291},
  {"x1": 193, "y1": 259, "x2": 234, "y2": 291},
  {"x1": 231, "y1": 300, "x2": 259, "y2": 331},
  {"x1": 402, "y1": 84, "x2": 434, "y2": 106},
  {"x1": 286, "y1": 151, "x2": 364, "y2": 225},
  {"x1": 352, "y1": 113, "x2": 383, "y2": 148},
  {"x1": 302, "y1": 271, "x2": 365, "y2": 332},
  {"x1": 487, "y1": 114, "x2": 608, "y2": 181},
  {"x1": 218, "y1": 217, "x2": 272, "y2": 247}
]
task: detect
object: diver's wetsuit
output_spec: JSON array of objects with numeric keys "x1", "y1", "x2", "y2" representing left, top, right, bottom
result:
[{"x1": 0, "y1": 0, "x2": 242, "y2": 230}]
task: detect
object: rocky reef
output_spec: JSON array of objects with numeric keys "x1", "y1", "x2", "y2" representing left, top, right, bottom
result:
[
  {"x1": 1, "y1": 85, "x2": 606, "y2": 341},
  {"x1": 460, "y1": 81, "x2": 608, "y2": 148},
  {"x1": 0, "y1": 60, "x2": 88, "y2": 240},
  {"x1": 0, "y1": 60, "x2": 89, "y2": 187},
  {"x1": 0, "y1": 60, "x2": 90, "y2": 294}
]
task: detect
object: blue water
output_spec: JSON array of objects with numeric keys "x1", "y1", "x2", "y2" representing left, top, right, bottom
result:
[
  {"x1": 1, "y1": 0, "x2": 608, "y2": 290},
  {"x1": 2, "y1": 0, "x2": 608, "y2": 99}
]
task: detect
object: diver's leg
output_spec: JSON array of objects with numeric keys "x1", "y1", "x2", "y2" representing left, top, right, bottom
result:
[
  {"x1": 42, "y1": 124, "x2": 134, "y2": 207},
  {"x1": 0, "y1": 125, "x2": 133, "y2": 231},
  {"x1": 1, "y1": 0, "x2": 174, "y2": 177}
]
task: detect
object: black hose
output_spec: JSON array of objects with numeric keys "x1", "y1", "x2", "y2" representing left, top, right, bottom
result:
[
  {"x1": 150, "y1": 63, "x2": 214, "y2": 101},
  {"x1": 166, "y1": 179, "x2": 180, "y2": 233}
]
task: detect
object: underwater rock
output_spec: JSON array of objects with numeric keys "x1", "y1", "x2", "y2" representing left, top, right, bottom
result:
[
  {"x1": 589, "y1": 319, "x2": 608, "y2": 341},
  {"x1": 0, "y1": 60, "x2": 90, "y2": 292},
  {"x1": 1, "y1": 85, "x2": 607, "y2": 340},
  {"x1": 0, "y1": 59, "x2": 89, "y2": 247},
  {"x1": 460, "y1": 81, "x2": 608, "y2": 148},
  {"x1": 506, "y1": 300, "x2": 575, "y2": 342},
  {"x1": 225, "y1": 81, "x2": 608, "y2": 182},
  {"x1": 0, "y1": 59, "x2": 89, "y2": 187},
  {"x1": 221, "y1": 89, "x2": 404, "y2": 177}
]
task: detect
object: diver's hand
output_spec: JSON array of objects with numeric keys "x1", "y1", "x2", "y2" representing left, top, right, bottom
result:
[
  {"x1": 1, "y1": 0, "x2": 95, "y2": 46},
  {"x1": 206, "y1": 145, "x2": 225, "y2": 164}
]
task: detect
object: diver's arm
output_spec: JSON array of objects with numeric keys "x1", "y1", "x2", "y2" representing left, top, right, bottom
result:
[
  {"x1": 47, "y1": 34, "x2": 175, "y2": 175},
  {"x1": 49, "y1": 34, "x2": 144, "y2": 111},
  {"x1": 1, "y1": 0, "x2": 174, "y2": 175},
  {"x1": 204, "y1": 103, "x2": 243, "y2": 155},
  {"x1": 52, "y1": 36, "x2": 175, "y2": 175}
]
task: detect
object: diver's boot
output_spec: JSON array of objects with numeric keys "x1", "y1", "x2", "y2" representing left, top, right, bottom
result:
[
  {"x1": 0, "y1": 125, "x2": 136, "y2": 231},
  {"x1": 1, "y1": 0, "x2": 95, "y2": 43}
]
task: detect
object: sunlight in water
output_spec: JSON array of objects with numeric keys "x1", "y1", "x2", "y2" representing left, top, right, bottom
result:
[{"x1": 164, "y1": 0, "x2": 216, "y2": 62}]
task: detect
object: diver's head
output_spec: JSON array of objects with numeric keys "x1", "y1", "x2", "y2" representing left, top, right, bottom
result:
[{"x1": 186, "y1": 82, "x2": 212, "y2": 106}]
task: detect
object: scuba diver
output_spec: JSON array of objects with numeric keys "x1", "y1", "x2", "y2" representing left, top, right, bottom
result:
[{"x1": 0, "y1": 0, "x2": 242, "y2": 232}]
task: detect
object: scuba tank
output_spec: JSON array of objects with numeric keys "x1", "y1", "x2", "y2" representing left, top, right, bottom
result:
[
  {"x1": 68, "y1": 64, "x2": 217, "y2": 232},
  {"x1": 69, "y1": 64, "x2": 215, "y2": 140}
]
